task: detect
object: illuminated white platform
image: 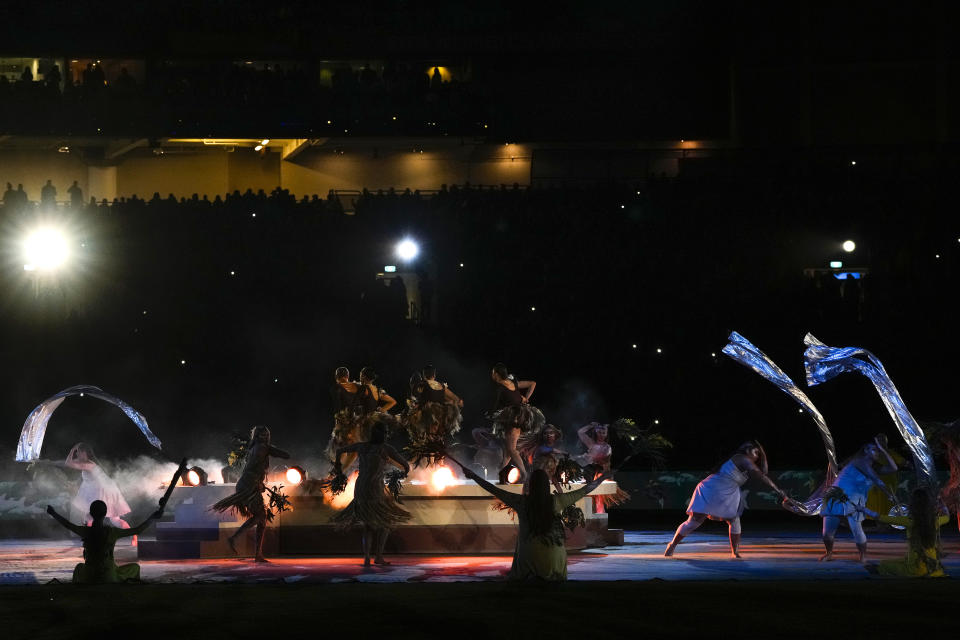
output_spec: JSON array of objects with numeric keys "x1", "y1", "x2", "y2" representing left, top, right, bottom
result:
[{"x1": 139, "y1": 480, "x2": 624, "y2": 559}]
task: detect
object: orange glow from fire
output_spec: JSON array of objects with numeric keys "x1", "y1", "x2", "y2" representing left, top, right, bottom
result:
[
  {"x1": 430, "y1": 466, "x2": 455, "y2": 492},
  {"x1": 323, "y1": 471, "x2": 358, "y2": 509}
]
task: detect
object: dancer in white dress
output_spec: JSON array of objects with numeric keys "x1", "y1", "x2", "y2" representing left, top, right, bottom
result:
[
  {"x1": 819, "y1": 437, "x2": 898, "y2": 563},
  {"x1": 65, "y1": 443, "x2": 132, "y2": 529},
  {"x1": 664, "y1": 441, "x2": 786, "y2": 558}
]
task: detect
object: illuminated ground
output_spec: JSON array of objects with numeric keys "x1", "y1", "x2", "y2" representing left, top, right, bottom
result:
[{"x1": 3, "y1": 530, "x2": 959, "y2": 584}]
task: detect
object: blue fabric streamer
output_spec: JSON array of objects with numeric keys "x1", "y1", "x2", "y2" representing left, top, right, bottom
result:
[
  {"x1": 803, "y1": 334, "x2": 936, "y2": 487},
  {"x1": 722, "y1": 332, "x2": 838, "y2": 515},
  {"x1": 16, "y1": 385, "x2": 162, "y2": 461}
]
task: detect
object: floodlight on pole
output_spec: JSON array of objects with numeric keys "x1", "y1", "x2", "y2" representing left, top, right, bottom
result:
[
  {"x1": 842, "y1": 240, "x2": 856, "y2": 253},
  {"x1": 395, "y1": 238, "x2": 419, "y2": 261}
]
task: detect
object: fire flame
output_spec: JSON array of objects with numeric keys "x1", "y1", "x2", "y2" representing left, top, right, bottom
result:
[{"x1": 430, "y1": 466, "x2": 455, "y2": 492}]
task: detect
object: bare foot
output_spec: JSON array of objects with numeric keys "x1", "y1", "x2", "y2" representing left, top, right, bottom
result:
[
  {"x1": 227, "y1": 536, "x2": 238, "y2": 555},
  {"x1": 731, "y1": 551, "x2": 742, "y2": 559},
  {"x1": 819, "y1": 552, "x2": 833, "y2": 562},
  {"x1": 374, "y1": 557, "x2": 391, "y2": 565},
  {"x1": 254, "y1": 556, "x2": 270, "y2": 563},
  {"x1": 664, "y1": 543, "x2": 677, "y2": 557}
]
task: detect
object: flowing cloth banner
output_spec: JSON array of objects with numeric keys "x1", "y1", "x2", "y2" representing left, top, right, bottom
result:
[
  {"x1": 16, "y1": 385, "x2": 161, "y2": 461},
  {"x1": 803, "y1": 334, "x2": 936, "y2": 487},
  {"x1": 722, "y1": 332, "x2": 838, "y2": 515}
]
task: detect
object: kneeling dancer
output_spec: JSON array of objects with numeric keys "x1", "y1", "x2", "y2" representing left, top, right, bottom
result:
[{"x1": 665, "y1": 441, "x2": 785, "y2": 558}]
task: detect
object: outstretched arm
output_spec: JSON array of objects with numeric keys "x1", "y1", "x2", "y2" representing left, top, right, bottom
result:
[
  {"x1": 268, "y1": 445, "x2": 291, "y2": 459},
  {"x1": 46, "y1": 505, "x2": 84, "y2": 536},
  {"x1": 454, "y1": 462, "x2": 522, "y2": 510},
  {"x1": 856, "y1": 458, "x2": 897, "y2": 502},
  {"x1": 117, "y1": 510, "x2": 164, "y2": 538},
  {"x1": 735, "y1": 455, "x2": 786, "y2": 497},
  {"x1": 556, "y1": 472, "x2": 612, "y2": 510},
  {"x1": 334, "y1": 443, "x2": 362, "y2": 467},
  {"x1": 63, "y1": 446, "x2": 94, "y2": 471}
]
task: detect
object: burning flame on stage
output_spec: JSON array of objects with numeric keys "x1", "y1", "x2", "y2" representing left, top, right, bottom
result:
[{"x1": 430, "y1": 466, "x2": 455, "y2": 492}]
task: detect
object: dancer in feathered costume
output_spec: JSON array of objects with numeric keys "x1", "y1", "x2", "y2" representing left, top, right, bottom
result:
[
  {"x1": 665, "y1": 441, "x2": 786, "y2": 558},
  {"x1": 326, "y1": 366, "x2": 396, "y2": 472},
  {"x1": 518, "y1": 424, "x2": 569, "y2": 492},
  {"x1": 490, "y1": 363, "x2": 541, "y2": 482},
  {"x1": 404, "y1": 364, "x2": 463, "y2": 466},
  {"x1": 211, "y1": 425, "x2": 290, "y2": 562},
  {"x1": 330, "y1": 414, "x2": 411, "y2": 566},
  {"x1": 819, "y1": 437, "x2": 898, "y2": 563}
]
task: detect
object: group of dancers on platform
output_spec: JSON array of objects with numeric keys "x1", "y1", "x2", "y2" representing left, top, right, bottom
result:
[{"x1": 44, "y1": 358, "x2": 960, "y2": 582}]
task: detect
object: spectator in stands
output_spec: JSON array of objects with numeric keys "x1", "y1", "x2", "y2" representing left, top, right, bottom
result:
[
  {"x1": 2, "y1": 183, "x2": 14, "y2": 208},
  {"x1": 40, "y1": 179, "x2": 57, "y2": 208},
  {"x1": 68, "y1": 181, "x2": 83, "y2": 207},
  {"x1": 16, "y1": 184, "x2": 28, "y2": 206},
  {"x1": 113, "y1": 67, "x2": 136, "y2": 93},
  {"x1": 20, "y1": 66, "x2": 33, "y2": 84},
  {"x1": 45, "y1": 64, "x2": 62, "y2": 92}
]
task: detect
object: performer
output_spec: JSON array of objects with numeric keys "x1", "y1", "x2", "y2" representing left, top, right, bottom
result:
[
  {"x1": 47, "y1": 500, "x2": 164, "y2": 583},
  {"x1": 665, "y1": 441, "x2": 786, "y2": 558},
  {"x1": 212, "y1": 425, "x2": 290, "y2": 562},
  {"x1": 357, "y1": 366, "x2": 397, "y2": 414},
  {"x1": 858, "y1": 488, "x2": 950, "y2": 577},
  {"x1": 325, "y1": 367, "x2": 363, "y2": 467},
  {"x1": 519, "y1": 424, "x2": 567, "y2": 492},
  {"x1": 331, "y1": 416, "x2": 411, "y2": 566},
  {"x1": 820, "y1": 437, "x2": 898, "y2": 563},
  {"x1": 940, "y1": 422, "x2": 960, "y2": 531},
  {"x1": 576, "y1": 422, "x2": 612, "y2": 477},
  {"x1": 64, "y1": 443, "x2": 132, "y2": 530},
  {"x1": 331, "y1": 366, "x2": 359, "y2": 413},
  {"x1": 490, "y1": 363, "x2": 539, "y2": 482},
  {"x1": 458, "y1": 464, "x2": 610, "y2": 581},
  {"x1": 405, "y1": 364, "x2": 463, "y2": 453}
]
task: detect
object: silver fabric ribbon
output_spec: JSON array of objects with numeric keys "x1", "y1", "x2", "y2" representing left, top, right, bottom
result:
[
  {"x1": 16, "y1": 385, "x2": 161, "y2": 461},
  {"x1": 803, "y1": 333, "x2": 936, "y2": 487},
  {"x1": 722, "y1": 332, "x2": 838, "y2": 515}
]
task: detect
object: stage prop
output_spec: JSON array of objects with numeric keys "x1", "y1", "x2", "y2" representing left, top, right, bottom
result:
[
  {"x1": 139, "y1": 480, "x2": 624, "y2": 559},
  {"x1": 16, "y1": 385, "x2": 161, "y2": 462}
]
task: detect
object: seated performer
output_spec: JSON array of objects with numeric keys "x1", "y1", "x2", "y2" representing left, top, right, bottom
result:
[
  {"x1": 859, "y1": 488, "x2": 950, "y2": 577},
  {"x1": 457, "y1": 464, "x2": 610, "y2": 581},
  {"x1": 332, "y1": 416, "x2": 411, "y2": 566},
  {"x1": 212, "y1": 425, "x2": 290, "y2": 562},
  {"x1": 820, "y1": 436, "x2": 898, "y2": 563},
  {"x1": 490, "y1": 363, "x2": 539, "y2": 483},
  {"x1": 665, "y1": 441, "x2": 786, "y2": 558},
  {"x1": 47, "y1": 500, "x2": 163, "y2": 583}
]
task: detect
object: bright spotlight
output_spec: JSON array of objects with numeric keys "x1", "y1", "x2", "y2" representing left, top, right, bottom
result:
[
  {"x1": 183, "y1": 466, "x2": 207, "y2": 486},
  {"x1": 24, "y1": 228, "x2": 69, "y2": 271},
  {"x1": 395, "y1": 239, "x2": 419, "y2": 261},
  {"x1": 430, "y1": 466, "x2": 455, "y2": 491},
  {"x1": 285, "y1": 466, "x2": 305, "y2": 486},
  {"x1": 842, "y1": 240, "x2": 856, "y2": 253},
  {"x1": 506, "y1": 467, "x2": 522, "y2": 484}
]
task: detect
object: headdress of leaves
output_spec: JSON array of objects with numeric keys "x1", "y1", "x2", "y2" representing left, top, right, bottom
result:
[
  {"x1": 555, "y1": 456, "x2": 585, "y2": 487},
  {"x1": 560, "y1": 503, "x2": 585, "y2": 531},
  {"x1": 612, "y1": 418, "x2": 673, "y2": 469},
  {"x1": 404, "y1": 436, "x2": 448, "y2": 468}
]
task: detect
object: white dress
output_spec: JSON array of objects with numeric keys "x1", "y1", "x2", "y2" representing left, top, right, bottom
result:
[
  {"x1": 686, "y1": 459, "x2": 749, "y2": 520},
  {"x1": 71, "y1": 464, "x2": 132, "y2": 526}
]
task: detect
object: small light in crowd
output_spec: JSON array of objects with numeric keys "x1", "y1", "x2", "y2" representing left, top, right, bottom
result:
[
  {"x1": 260, "y1": 139, "x2": 269, "y2": 146},
  {"x1": 935, "y1": 254, "x2": 940, "y2": 259},
  {"x1": 656, "y1": 347, "x2": 662, "y2": 353},
  {"x1": 274, "y1": 378, "x2": 278, "y2": 383},
  {"x1": 530, "y1": 306, "x2": 536, "y2": 311},
  {"x1": 180, "y1": 359, "x2": 186, "y2": 365},
  {"x1": 654, "y1": 419, "x2": 660, "y2": 425},
  {"x1": 392, "y1": 116, "x2": 397, "y2": 120},
  {"x1": 251, "y1": 213, "x2": 257, "y2": 217},
  {"x1": 829, "y1": 260, "x2": 843, "y2": 269},
  {"x1": 143, "y1": 310, "x2": 147, "y2": 315},
  {"x1": 326, "y1": 120, "x2": 331, "y2": 124},
  {"x1": 711, "y1": 352, "x2": 716, "y2": 357},
  {"x1": 58, "y1": 146, "x2": 70, "y2": 153},
  {"x1": 620, "y1": 205, "x2": 625, "y2": 209},
  {"x1": 230, "y1": 270, "x2": 235, "y2": 275},
  {"x1": 285, "y1": 466, "x2": 306, "y2": 486},
  {"x1": 851, "y1": 161, "x2": 857, "y2": 166},
  {"x1": 799, "y1": 408, "x2": 804, "y2": 413},
  {"x1": 384, "y1": 265, "x2": 397, "y2": 273},
  {"x1": 395, "y1": 239, "x2": 419, "y2": 261},
  {"x1": 842, "y1": 240, "x2": 856, "y2": 253},
  {"x1": 632, "y1": 344, "x2": 637, "y2": 349},
  {"x1": 254, "y1": 145, "x2": 263, "y2": 151},
  {"x1": 459, "y1": 263, "x2": 464, "y2": 267}
]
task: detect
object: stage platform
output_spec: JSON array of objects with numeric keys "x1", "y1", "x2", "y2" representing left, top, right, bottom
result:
[
  {"x1": 138, "y1": 479, "x2": 625, "y2": 559},
  {"x1": 4, "y1": 530, "x2": 960, "y2": 585}
]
